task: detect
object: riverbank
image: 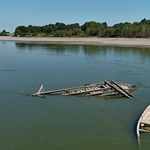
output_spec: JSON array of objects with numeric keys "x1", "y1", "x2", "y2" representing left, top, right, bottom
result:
[{"x1": 1, "y1": 36, "x2": 150, "y2": 48}]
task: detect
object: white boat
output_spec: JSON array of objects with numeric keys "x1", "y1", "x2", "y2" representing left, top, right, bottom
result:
[{"x1": 137, "y1": 105, "x2": 150, "y2": 139}]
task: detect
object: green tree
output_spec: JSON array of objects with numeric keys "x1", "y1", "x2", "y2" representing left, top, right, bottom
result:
[
  {"x1": 72, "y1": 28, "x2": 83, "y2": 36},
  {"x1": 103, "y1": 27, "x2": 115, "y2": 37},
  {"x1": 14, "y1": 26, "x2": 27, "y2": 36},
  {"x1": 55, "y1": 22, "x2": 67, "y2": 30},
  {"x1": 140, "y1": 18, "x2": 147, "y2": 25},
  {"x1": 67, "y1": 23, "x2": 80, "y2": 30}
]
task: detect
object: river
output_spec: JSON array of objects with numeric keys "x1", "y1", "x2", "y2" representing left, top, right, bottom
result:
[{"x1": 1, "y1": 41, "x2": 150, "y2": 150}]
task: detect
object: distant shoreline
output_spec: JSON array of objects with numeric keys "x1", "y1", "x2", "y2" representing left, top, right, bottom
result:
[{"x1": 0, "y1": 36, "x2": 150, "y2": 48}]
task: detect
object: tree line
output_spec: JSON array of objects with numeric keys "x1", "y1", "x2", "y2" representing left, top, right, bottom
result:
[
  {"x1": 14, "y1": 18, "x2": 150, "y2": 38},
  {"x1": 0, "y1": 30, "x2": 9, "y2": 36}
]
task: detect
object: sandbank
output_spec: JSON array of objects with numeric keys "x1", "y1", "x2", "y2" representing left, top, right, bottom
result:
[{"x1": 0, "y1": 36, "x2": 150, "y2": 48}]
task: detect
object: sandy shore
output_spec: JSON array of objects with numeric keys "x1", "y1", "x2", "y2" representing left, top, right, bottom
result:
[{"x1": 0, "y1": 36, "x2": 150, "y2": 48}]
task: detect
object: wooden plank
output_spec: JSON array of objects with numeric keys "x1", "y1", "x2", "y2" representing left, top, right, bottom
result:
[
  {"x1": 139, "y1": 129, "x2": 150, "y2": 133},
  {"x1": 100, "y1": 92, "x2": 118, "y2": 97},
  {"x1": 88, "y1": 90, "x2": 116, "y2": 96},
  {"x1": 33, "y1": 82, "x2": 104, "y2": 95},
  {"x1": 111, "y1": 80, "x2": 133, "y2": 97},
  {"x1": 105, "y1": 80, "x2": 131, "y2": 98},
  {"x1": 36, "y1": 86, "x2": 110, "y2": 96},
  {"x1": 37, "y1": 85, "x2": 43, "y2": 94},
  {"x1": 62, "y1": 87, "x2": 111, "y2": 96},
  {"x1": 88, "y1": 91, "x2": 103, "y2": 96}
]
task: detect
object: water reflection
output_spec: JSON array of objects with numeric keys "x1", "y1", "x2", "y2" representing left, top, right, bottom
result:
[
  {"x1": 15, "y1": 42, "x2": 80, "y2": 55},
  {"x1": 114, "y1": 47, "x2": 150, "y2": 61},
  {"x1": 15, "y1": 42, "x2": 150, "y2": 61}
]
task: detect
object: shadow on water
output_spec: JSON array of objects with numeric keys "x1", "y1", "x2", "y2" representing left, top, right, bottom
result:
[
  {"x1": 33, "y1": 92, "x2": 128, "y2": 101},
  {"x1": 0, "y1": 69, "x2": 19, "y2": 72}
]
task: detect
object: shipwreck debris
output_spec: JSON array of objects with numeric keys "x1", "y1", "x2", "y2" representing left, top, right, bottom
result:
[{"x1": 32, "y1": 80, "x2": 136, "y2": 98}]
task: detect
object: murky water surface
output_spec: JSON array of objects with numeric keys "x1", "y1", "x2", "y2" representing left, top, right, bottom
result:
[{"x1": 1, "y1": 41, "x2": 150, "y2": 150}]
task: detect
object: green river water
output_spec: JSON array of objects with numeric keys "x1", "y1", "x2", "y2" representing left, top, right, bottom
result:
[{"x1": 1, "y1": 41, "x2": 150, "y2": 150}]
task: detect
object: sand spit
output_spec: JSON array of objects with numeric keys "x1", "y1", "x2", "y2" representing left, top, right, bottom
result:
[{"x1": 0, "y1": 36, "x2": 150, "y2": 48}]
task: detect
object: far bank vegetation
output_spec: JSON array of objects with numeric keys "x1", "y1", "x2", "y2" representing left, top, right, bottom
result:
[
  {"x1": 0, "y1": 30, "x2": 10, "y2": 36},
  {"x1": 14, "y1": 18, "x2": 150, "y2": 38}
]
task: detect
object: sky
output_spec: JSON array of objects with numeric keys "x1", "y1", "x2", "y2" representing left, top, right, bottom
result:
[{"x1": 0, "y1": 0, "x2": 150, "y2": 33}]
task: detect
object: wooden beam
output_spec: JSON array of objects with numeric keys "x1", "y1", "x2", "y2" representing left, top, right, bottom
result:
[
  {"x1": 105, "y1": 80, "x2": 131, "y2": 98},
  {"x1": 32, "y1": 82, "x2": 104, "y2": 96},
  {"x1": 111, "y1": 80, "x2": 133, "y2": 97},
  {"x1": 139, "y1": 129, "x2": 150, "y2": 133}
]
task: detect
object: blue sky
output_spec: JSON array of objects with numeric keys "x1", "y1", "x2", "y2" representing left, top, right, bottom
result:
[{"x1": 0, "y1": 0, "x2": 149, "y2": 33}]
